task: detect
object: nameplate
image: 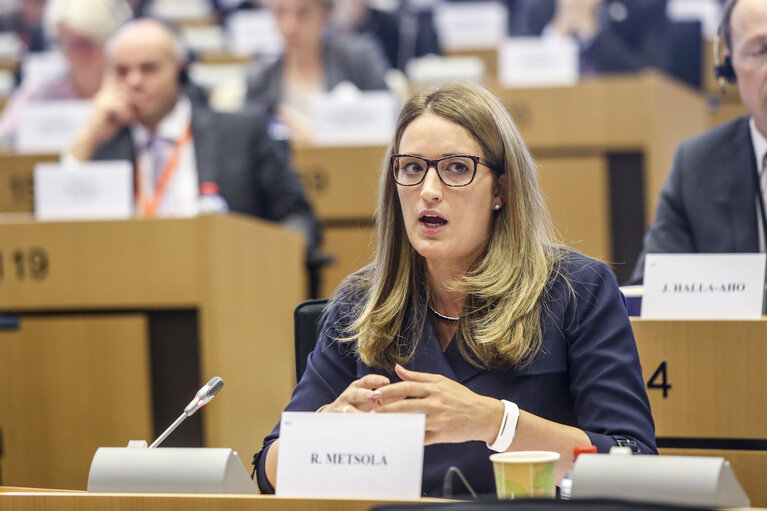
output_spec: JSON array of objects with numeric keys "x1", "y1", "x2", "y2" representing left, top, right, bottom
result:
[
  {"x1": 226, "y1": 10, "x2": 282, "y2": 56},
  {"x1": 498, "y1": 37, "x2": 579, "y2": 88},
  {"x1": 311, "y1": 90, "x2": 397, "y2": 146},
  {"x1": 0, "y1": 32, "x2": 22, "y2": 60},
  {"x1": 34, "y1": 160, "x2": 133, "y2": 221},
  {"x1": 147, "y1": 0, "x2": 211, "y2": 21},
  {"x1": 16, "y1": 99, "x2": 92, "y2": 153},
  {"x1": 21, "y1": 51, "x2": 67, "y2": 85},
  {"x1": 182, "y1": 25, "x2": 226, "y2": 54},
  {"x1": 433, "y1": 1, "x2": 508, "y2": 51},
  {"x1": 642, "y1": 253, "x2": 766, "y2": 320},
  {"x1": 276, "y1": 411, "x2": 425, "y2": 499}
]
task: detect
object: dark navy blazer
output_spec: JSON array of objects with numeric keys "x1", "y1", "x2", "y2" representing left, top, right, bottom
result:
[
  {"x1": 253, "y1": 252, "x2": 656, "y2": 496},
  {"x1": 630, "y1": 116, "x2": 760, "y2": 284}
]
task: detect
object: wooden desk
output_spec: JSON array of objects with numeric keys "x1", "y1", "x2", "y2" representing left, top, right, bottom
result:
[
  {"x1": 0, "y1": 488, "x2": 439, "y2": 511},
  {"x1": 631, "y1": 318, "x2": 767, "y2": 507},
  {"x1": 0, "y1": 215, "x2": 303, "y2": 490},
  {"x1": 0, "y1": 153, "x2": 58, "y2": 212}
]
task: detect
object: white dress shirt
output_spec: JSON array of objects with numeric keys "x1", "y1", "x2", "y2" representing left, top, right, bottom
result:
[
  {"x1": 748, "y1": 118, "x2": 767, "y2": 252},
  {"x1": 131, "y1": 95, "x2": 199, "y2": 217}
]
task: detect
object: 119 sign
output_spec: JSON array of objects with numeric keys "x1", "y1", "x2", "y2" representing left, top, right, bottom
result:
[{"x1": 0, "y1": 247, "x2": 50, "y2": 281}]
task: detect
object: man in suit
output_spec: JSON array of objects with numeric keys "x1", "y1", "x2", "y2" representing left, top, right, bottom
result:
[
  {"x1": 69, "y1": 18, "x2": 321, "y2": 255},
  {"x1": 630, "y1": 0, "x2": 766, "y2": 283},
  {"x1": 526, "y1": 0, "x2": 673, "y2": 76}
]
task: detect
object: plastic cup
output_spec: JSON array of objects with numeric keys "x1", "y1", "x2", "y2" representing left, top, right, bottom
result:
[{"x1": 489, "y1": 451, "x2": 560, "y2": 499}]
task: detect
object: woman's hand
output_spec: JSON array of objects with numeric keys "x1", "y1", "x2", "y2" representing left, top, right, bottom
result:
[
  {"x1": 371, "y1": 364, "x2": 505, "y2": 445},
  {"x1": 321, "y1": 373, "x2": 391, "y2": 414}
]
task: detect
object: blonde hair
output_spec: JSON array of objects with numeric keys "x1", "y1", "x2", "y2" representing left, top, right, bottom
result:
[
  {"x1": 332, "y1": 82, "x2": 566, "y2": 370},
  {"x1": 44, "y1": 0, "x2": 132, "y2": 43}
]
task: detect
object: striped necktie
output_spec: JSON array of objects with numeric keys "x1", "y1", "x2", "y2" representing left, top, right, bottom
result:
[
  {"x1": 762, "y1": 152, "x2": 767, "y2": 202},
  {"x1": 148, "y1": 135, "x2": 173, "y2": 186}
]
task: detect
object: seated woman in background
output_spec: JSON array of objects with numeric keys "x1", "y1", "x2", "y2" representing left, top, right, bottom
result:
[
  {"x1": 252, "y1": 82, "x2": 656, "y2": 497},
  {"x1": 0, "y1": 0, "x2": 133, "y2": 146},
  {"x1": 245, "y1": 0, "x2": 390, "y2": 142}
]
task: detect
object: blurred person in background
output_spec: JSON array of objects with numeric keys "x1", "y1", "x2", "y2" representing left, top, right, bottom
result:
[
  {"x1": 0, "y1": 0, "x2": 47, "y2": 52},
  {"x1": 0, "y1": 0, "x2": 133, "y2": 145},
  {"x1": 69, "y1": 18, "x2": 321, "y2": 255},
  {"x1": 245, "y1": 0, "x2": 390, "y2": 142},
  {"x1": 331, "y1": 0, "x2": 440, "y2": 70},
  {"x1": 526, "y1": 0, "x2": 673, "y2": 76},
  {"x1": 631, "y1": 0, "x2": 767, "y2": 283}
]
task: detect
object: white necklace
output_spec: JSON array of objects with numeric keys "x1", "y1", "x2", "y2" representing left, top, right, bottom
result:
[{"x1": 428, "y1": 304, "x2": 460, "y2": 322}]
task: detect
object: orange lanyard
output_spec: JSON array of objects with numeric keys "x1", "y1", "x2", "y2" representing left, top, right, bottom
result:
[{"x1": 135, "y1": 123, "x2": 193, "y2": 218}]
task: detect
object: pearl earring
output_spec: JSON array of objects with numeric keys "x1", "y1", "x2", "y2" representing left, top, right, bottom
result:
[{"x1": 493, "y1": 203, "x2": 501, "y2": 210}]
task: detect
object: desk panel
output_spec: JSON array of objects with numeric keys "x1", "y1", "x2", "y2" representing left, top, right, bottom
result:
[
  {"x1": 632, "y1": 318, "x2": 767, "y2": 507},
  {"x1": 0, "y1": 215, "x2": 303, "y2": 489},
  {"x1": 0, "y1": 315, "x2": 152, "y2": 489},
  {"x1": 0, "y1": 489, "x2": 439, "y2": 511}
]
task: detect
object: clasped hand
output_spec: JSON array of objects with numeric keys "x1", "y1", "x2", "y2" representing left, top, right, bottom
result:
[{"x1": 323, "y1": 364, "x2": 503, "y2": 445}]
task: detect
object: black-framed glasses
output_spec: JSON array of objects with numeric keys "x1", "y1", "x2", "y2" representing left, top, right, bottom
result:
[{"x1": 391, "y1": 154, "x2": 497, "y2": 187}]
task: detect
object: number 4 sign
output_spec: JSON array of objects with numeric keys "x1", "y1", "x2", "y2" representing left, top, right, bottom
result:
[{"x1": 647, "y1": 361, "x2": 672, "y2": 398}]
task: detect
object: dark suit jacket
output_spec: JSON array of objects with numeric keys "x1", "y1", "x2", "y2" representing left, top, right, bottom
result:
[
  {"x1": 91, "y1": 101, "x2": 321, "y2": 255},
  {"x1": 245, "y1": 31, "x2": 390, "y2": 113},
  {"x1": 253, "y1": 252, "x2": 657, "y2": 497},
  {"x1": 630, "y1": 116, "x2": 760, "y2": 283},
  {"x1": 526, "y1": 0, "x2": 672, "y2": 75}
]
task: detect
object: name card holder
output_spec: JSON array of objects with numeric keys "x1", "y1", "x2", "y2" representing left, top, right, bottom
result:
[
  {"x1": 226, "y1": 10, "x2": 282, "y2": 56},
  {"x1": 276, "y1": 411, "x2": 425, "y2": 499},
  {"x1": 433, "y1": 1, "x2": 508, "y2": 51},
  {"x1": 642, "y1": 253, "x2": 766, "y2": 320},
  {"x1": 311, "y1": 90, "x2": 397, "y2": 146},
  {"x1": 498, "y1": 37, "x2": 579, "y2": 88},
  {"x1": 34, "y1": 160, "x2": 133, "y2": 221},
  {"x1": 16, "y1": 99, "x2": 93, "y2": 153}
]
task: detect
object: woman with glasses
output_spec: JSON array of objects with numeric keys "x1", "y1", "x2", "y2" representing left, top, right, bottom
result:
[{"x1": 252, "y1": 82, "x2": 656, "y2": 497}]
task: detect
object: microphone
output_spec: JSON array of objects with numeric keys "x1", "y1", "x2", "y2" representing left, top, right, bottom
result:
[{"x1": 149, "y1": 377, "x2": 224, "y2": 448}]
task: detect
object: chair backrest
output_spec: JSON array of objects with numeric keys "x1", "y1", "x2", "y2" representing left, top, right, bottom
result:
[
  {"x1": 667, "y1": 20, "x2": 702, "y2": 89},
  {"x1": 293, "y1": 298, "x2": 329, "y2": 382}
]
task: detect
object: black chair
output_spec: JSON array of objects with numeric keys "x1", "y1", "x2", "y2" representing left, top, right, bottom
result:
[
  {"x1": 667, "y1": 20, "x2": 703, "y2": 90},
  {"x1": 293, "y1": 298, "x2": 329, "y2": 382}
]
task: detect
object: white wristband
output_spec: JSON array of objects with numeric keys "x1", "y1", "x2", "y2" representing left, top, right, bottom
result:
[{"x1": 486, "y1": 399, "x2": 519, "y2": 452}]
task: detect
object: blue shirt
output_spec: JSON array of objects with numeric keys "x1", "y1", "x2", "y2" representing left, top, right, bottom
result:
[{"x1": 253, "y1": 251, "x2": 656, "y2": 496}]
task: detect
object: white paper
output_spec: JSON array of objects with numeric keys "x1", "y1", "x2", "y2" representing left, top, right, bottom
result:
[
  {"x1": 226, "y1": 10, "x2": 283, "y2": 56},
  {"x1": 667, "y1": 0, "x2": 721, "y2": 39},
  {"x1": 148, "y1": 0, "x2": 212, "y2": 21},
  {"x1": 189, "y1": 62, "x2": 247, "y2": 90},
  {"x1": 641, "y1": 253, "x2": 766, "y2": 320},
  {"x1": 276, "y1": 412, "x2": 425, "y2": 499},
  {"x1": 406, "y1": 55, "x2": 486, "y2": 84},
  {"x1": 0, "y1": 31, "x2": 22, "y2": 60},
  {"x1": 16, "y1": 99, "x2": 93, "y2": 153},
  {"x1": 433, "y1": 1, "x2": 508, "y2": 51},
  {"x1": 182, "y1": 25, "x2": 226, "y2": 54},
  {"x1": 311, "y1": 90, "x2": 397, "y2": 146},
  {"x1": 34, "y1": 160, "x2": 133, "y2": 221},
  {"x1": 498, "y1": 37, "x2": 579, "y2": 88},
  {"x1": 21, "y1": 51, "x2": 68, "y2": 86}
]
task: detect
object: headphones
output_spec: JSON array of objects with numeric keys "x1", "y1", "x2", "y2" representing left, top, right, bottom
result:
[
  {"x1": 713, "y1": 0, "x2": 738, "y2": 92},
  {"x1": 713, "y1": 34, "x2": 736, "y2": 91}
]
